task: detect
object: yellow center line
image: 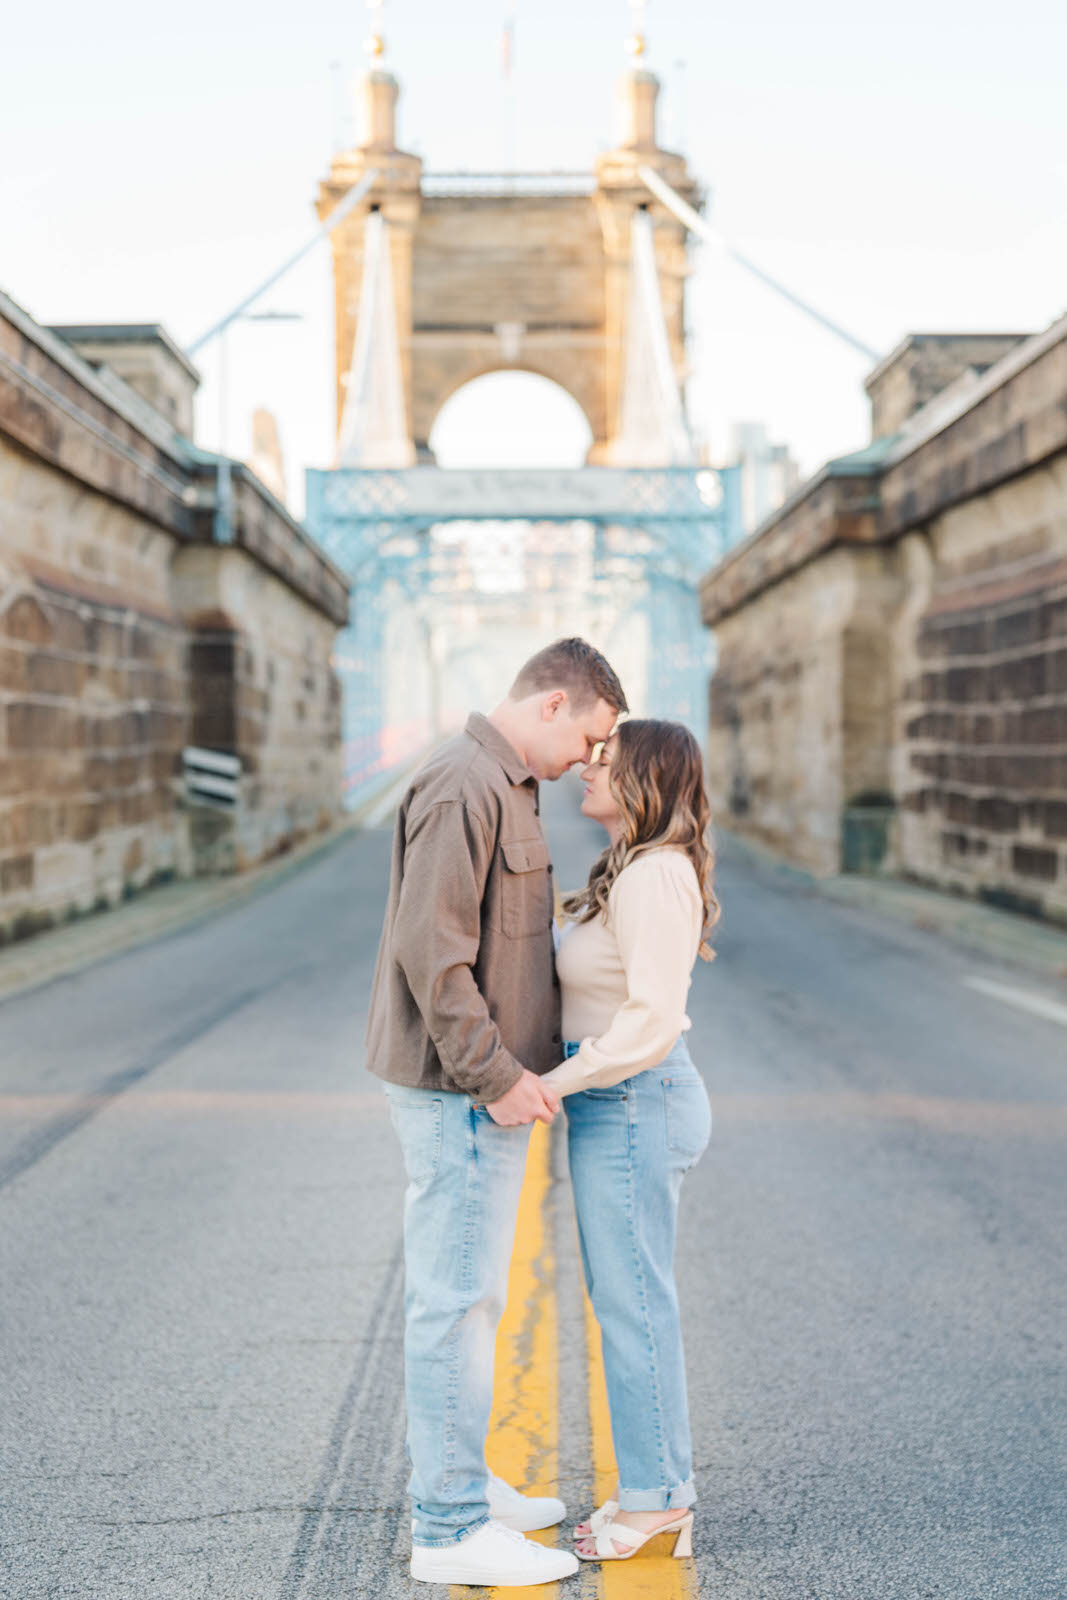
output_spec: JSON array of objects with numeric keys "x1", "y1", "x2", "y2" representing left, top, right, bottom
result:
[
  {"x1": 583, "y1": 1290, "x2": 616, "y2": 1528},
  {"x1": 583, "y1": 1266, "x2": 698, "y2": 1597},
  {"x1": 451, "y1": 1118, "x2": 560, "y2": 1600},
  {"x1": 449, "y1": 884, "x2": 697, "y2": 1594}
]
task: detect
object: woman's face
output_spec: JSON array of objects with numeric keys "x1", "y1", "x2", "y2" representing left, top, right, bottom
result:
[{"x1": 579, "y1": 734, "x2": 621, "y2": 831}]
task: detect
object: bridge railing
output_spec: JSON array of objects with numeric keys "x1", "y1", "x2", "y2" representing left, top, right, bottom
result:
[{"x1": 421, "y1": 171, "x2": 596, "y2": 198}]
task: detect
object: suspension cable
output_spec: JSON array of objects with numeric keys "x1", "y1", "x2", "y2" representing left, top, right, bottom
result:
[
  {"x1": 638, "y1": 164, "x2": 883, "y2": 365},
  {"x1": 185, "y1": 169, "x2": 380, "y2": 358}
]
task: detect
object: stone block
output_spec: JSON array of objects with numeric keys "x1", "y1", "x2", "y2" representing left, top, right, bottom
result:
[
  {"x1": 1012, "y1": 843, "x2": 1059, "y2": 881},
  {"x1": 974, "y1": 795, "x2": 1021, "y2": 832},
  {"x1": 940, "y1": 829, "x2": 971, "y2": 861},
  {"x1": 0, "y1": 853, "x2": 34, "y2": 894},
  {"x1": 0, "y1": 645, "x2": 27, "y2": 689},
  {"x1": 945, "y1": 791, "x2": 974, "y2": 824},
  {"x1": 25, "y1": 652, "x2": 85, "y2": 697},
  {"x1": 1042, "y1": 801, "x2": 1067, "y2": 839},
  {"x1": 69, "y1": 800, "x2": 101, "y2": 843},
  {"x1": 998, "y1": 652, "x2": 1048, "y2": 699},
  {"x1": 5, "y1": 701, "x2": 72, "y2": 750},
  {"x1": 1040, "y1": 593, "x2": 1067, "y2": 639},
  {"x1": 49, "y1": 605, "x2": 89, "y2": 655},
  {"x1": 992, "y1": 608, "x2": 1041, "y2": 652},
  {"x1": 1, "y1": 592, "x2": 54, "y2": 645},
  {"x1": 944, "y1": 665, "x2": 987, "y2": 703},
  {"x1": 946, "y1": 618, "x2": 990, "y2": 656},
  {"x1": 1019, "y1": 706, "x2": 1067, "y2": 744},
  {"x1": 949, "y1": 752, "x2": 982, "y2": 784}
]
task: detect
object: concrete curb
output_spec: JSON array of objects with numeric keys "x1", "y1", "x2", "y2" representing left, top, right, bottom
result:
[{"x1": 0, "y1": 747, "x2": 434, "y2": 1008}]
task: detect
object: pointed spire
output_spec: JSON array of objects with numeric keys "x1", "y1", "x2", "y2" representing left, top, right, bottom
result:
[
  {"x1": 626, "y1": 0, "x2": 648, "y2": 62},
  {"x1": 365, "y1": 0, "x2": 386, "y2": 65},
  {"x1": 337, "y1": 210, "x2": 415, "y2": 468},
  {"x1": 616, "y1": 1, "x2": 660, "y2": 149},
  {"x1": 356, "y1": 0, "x2": 401, "y2": 150},
  {"x1": 611, "y1": 209, "x2": 693, "y2": 466}
]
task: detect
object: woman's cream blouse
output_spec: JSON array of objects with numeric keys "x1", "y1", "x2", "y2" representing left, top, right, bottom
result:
[{"x1": 541, "y1": 846, "x2": 703, "y2": 1097}]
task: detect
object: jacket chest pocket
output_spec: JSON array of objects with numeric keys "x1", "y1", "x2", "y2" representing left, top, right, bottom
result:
[{"x1": 498, "y1": 836, "x2": 552, "y2": 939}]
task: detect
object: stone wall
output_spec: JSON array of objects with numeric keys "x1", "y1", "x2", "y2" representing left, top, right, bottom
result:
[
  {"x1": 891, "y1": 458, "x2": 1067, "y2": 917},
  {"x1": 0, "y1": 444, "x2": 192, "y2": 934},
  {"x1": 703, "y1": 314, "x2": 1067, "y2": 924},
  {"x1": 172, "y1": 528, "x2": 343, "y2": 872},
  {"x1": 705, "y1": 459, "x2": 902, "y2": 876},
  {"x1": 0, "y1": 291, "x2": 349, "y2": 944},
  {"x1": 46, "y1": 324, "x2": 200, "y2": 439},
  {"x1": 865, "y1": 333, "x2": 1029, "y2": 440}
]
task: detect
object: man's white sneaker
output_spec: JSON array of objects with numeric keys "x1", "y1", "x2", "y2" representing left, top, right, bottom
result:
[
  {"x1": 488, "y1": 1471, "x2": 567, "y2": 1532},
  {"x1": 410, "y1": 1519, "x2": 579, "y2": 1586},
  {"x1": 409, "y1": 1474, "x2": 567, "y2": 1538}
]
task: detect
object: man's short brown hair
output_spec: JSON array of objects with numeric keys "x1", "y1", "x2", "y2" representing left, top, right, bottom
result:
[{"x1": 509, "y1": 637, "x2": 628, "y2": 715}]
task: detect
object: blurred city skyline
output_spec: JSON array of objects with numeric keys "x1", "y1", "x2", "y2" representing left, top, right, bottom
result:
[{"x1": 4, "y1": 0, "x2": 1065, "y2": 509}]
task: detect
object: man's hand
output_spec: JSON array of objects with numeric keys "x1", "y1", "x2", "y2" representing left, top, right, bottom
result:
[{"x1": 485, "y1": 1069, "x2": 561, "y2": 1127}]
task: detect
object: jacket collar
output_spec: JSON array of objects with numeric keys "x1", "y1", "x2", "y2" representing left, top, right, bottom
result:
[{"x1": 465, "y1": 712, "x2": 536, "y2": 787}]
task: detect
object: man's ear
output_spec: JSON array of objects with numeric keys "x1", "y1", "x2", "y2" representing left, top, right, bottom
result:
[{"x1": 542, "y1": 690, "x2": 566, "y2": 720}]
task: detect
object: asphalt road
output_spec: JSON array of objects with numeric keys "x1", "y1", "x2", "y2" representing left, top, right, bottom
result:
[{"x1": 1, "y1": 775, "x2": 1065, "y2": 1599}]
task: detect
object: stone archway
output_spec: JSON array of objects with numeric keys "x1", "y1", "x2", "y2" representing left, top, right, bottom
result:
[{"x1": 429, "y1": 368, "x2": 595, "y2": 468}]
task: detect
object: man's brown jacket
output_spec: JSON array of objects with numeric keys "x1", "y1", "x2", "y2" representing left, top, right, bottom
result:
[{"x1": 365, "y1": 713, "x2": 562, "y2": 1103}]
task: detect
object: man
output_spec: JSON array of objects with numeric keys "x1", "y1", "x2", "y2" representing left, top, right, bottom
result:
[{"x1": 366, "y1": 638, "x2": 627, "y2": 1587}]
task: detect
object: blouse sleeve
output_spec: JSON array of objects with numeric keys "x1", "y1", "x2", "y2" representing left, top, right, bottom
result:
[{"x1": 541, "y1": 851, "x2": 702, "y2": 1096}]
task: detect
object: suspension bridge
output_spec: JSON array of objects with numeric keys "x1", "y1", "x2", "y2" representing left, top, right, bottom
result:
[{"x1": 185, "y1": 14, "x2": 880, "y2": 804}]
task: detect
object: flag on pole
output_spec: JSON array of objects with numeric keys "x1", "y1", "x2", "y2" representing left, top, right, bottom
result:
[{"x1": 501, "y1": 12, "x2": 514, "y2": 77}]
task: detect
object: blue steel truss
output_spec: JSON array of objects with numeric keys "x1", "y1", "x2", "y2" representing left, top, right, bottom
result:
[{"x1": 305, "y1": 464, "x2": 742, "y2": 804}]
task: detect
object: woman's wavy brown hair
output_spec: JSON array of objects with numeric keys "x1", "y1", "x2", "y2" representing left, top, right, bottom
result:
[{"x1": 561, "y1": 718, "x2": 720, "y2": 961}]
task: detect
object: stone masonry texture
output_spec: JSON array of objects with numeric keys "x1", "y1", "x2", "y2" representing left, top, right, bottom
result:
[
  {"x1": 0, "y1": 293, "x2": 348, "y2": 944},
  {"x1": 703, "y1": 317, "x2": 1067, "y2": 925},
  {"x1": 892, "y1": 461, "x2": 1067, "y2": 920}
]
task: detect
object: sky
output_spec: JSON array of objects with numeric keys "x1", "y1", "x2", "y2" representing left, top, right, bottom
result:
[{"x1": 3, "y1": 0, "x2": 1065, "y2": 512}]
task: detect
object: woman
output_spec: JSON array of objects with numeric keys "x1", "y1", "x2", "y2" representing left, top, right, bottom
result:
[{"x1": 540, "y1": 718, "x2": 718, "y2": 1563}]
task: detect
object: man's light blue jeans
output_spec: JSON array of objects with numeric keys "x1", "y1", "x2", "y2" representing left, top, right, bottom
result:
[
  {"x1": 564, "y1": 1036, "x2": 712, "y2": 1511},
  {"x1": 384, "y1": 1082, "x2": 532, "y2": 1548}
]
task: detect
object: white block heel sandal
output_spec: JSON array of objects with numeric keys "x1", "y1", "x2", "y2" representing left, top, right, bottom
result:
[{"x1": 575, "y1": 1509, "x2": 694, "y2": 1562}]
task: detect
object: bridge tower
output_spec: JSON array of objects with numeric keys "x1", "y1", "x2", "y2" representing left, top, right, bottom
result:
[
  {"x1": 308, "y1": 31, "x2": 732, "y2": 802},
  {"x1": 315, "y1": 51, "x2": 701, "y2": 465}
]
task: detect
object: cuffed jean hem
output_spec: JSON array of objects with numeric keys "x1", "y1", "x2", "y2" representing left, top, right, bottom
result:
[
  {"x1": 411, "y1": 1512, "x2": 492, "y2": 1549},
  {"x1": 617, "y1": 1477, "x2": 697, "y2": 1512}
]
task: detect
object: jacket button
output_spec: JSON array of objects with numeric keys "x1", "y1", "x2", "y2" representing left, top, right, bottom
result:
[{"x1": 552, "y1": 1034, "x2": 562, "y2": 1045}]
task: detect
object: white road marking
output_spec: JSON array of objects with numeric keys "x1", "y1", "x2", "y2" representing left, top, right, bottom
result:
[{"x1": 963, "y1": 975, "x2": 1067, "y2": 1029}]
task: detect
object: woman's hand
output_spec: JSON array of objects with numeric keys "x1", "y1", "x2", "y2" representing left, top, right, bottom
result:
[{"x1": 485, "y1": 1070, "x2": 560, "y2": 1126}]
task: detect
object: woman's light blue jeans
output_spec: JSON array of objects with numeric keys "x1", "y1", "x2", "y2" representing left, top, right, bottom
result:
[
  {"x1": 383, "y1": 1083, "x2": 532, "y2": 1548},
  {"x1": 564, "y1": 1036, "x2": 712, "y2": 1511}
]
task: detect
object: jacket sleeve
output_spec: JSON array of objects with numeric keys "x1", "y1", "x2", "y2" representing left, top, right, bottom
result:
[
  {"x1": 541, "y1": 852, "x2": 701, "y2": 1096},
  {"x1": 391, "y1": 798, "x2": 524, "y2": 1103}
]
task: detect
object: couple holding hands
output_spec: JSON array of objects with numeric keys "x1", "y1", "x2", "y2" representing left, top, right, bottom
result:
[{"x1": 367, "y1": 637, "x2": 716, "y2": 1586}]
